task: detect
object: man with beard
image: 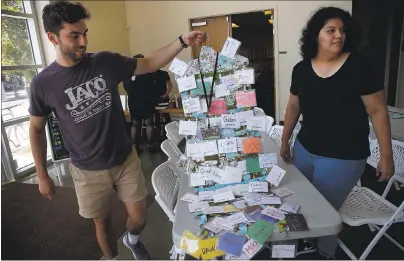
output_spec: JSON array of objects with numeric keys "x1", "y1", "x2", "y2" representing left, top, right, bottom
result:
[{"x1": 28, "y1": 2, "x2": 206, "y2": 260}]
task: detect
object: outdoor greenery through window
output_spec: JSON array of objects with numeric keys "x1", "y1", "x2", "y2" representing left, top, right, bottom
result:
[{"x1": 1, "y1": 0, "x2": 50, "y2": 173}]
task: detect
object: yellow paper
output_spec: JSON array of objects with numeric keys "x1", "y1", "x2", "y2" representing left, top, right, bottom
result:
[
  {"x1": 180, "y1": 230, "x2": 201, "y2": 259},
  {"x1": 223, "y1": 204, "x2": 239, "y2": 213},
  {"x1": 200, "y1": 237, "x2": 225, "y2": 260}
]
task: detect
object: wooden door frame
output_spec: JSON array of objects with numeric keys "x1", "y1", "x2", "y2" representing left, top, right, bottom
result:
[{"x1": 188, "y1": 5, "x2": 281, "y2": 124}]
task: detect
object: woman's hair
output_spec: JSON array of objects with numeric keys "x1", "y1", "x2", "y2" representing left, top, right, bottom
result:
[{"x1": 299, "y1": 7, "x2": 361, "y2": 60}]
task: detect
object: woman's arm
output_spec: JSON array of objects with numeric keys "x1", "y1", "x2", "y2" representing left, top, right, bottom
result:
[{"x1": 361, "y1": 89, "x2": 394, "y2": 181}]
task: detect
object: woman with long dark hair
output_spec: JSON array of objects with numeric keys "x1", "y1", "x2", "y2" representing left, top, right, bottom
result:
[{"x1": 281, "y1": 7, "x2": 394, "y2": 259}]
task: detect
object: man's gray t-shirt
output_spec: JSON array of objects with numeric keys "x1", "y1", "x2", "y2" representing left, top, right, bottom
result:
[{"x1": 29, "y1": 52, "x2": 137, "y2": 170}]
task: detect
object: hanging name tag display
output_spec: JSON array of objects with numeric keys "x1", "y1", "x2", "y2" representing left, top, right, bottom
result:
[{"x1": 171, "y1": 38, "x2": 287, "y2": 260}]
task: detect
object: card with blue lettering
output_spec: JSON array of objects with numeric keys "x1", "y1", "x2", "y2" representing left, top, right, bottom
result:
[{"x1": 217, "y1": 232, "x2": 245, "y2": 256}]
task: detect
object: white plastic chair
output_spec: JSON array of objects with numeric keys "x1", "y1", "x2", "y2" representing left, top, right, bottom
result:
[
  {"x1": 369, "y1": 123, "x2": 377, "y2": 141},
  {"x1": 367, "y1": 139, "x2": 404, "y2": 194},
  {"x1": 265, "y1": 116, "x2": 274, "y2": 135},
  {"x1": 165, "y1": 121, "x2": 184, "y2": 146},
  {"x1": 151, "y1": 159, "x2": 181, "y2": 222},
  {"x1": 268, "y1": 125, "x2": 298, "y2": 148},
  {"x1": 337, "y1": 186, "x2": 404, "y2": 260},
  {"x1": 253, "y1": 107, "x2": 266, "y2": 116},
  {"x1": 161, "y1": 139, "x2": 182, "y2": 161}
]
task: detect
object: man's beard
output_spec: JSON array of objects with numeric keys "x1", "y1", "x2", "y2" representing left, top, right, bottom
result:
[{"x1": 60, "y1": 43, "x2": 86, "y2": 63}]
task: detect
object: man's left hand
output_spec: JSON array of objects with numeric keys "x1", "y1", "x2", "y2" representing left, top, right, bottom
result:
[
  {"x1": 376, "y1": 155, "x2": 395, "y2": 182},
  {"x1": 183, "y1": 31, "x2": 207, "y2": 47}
]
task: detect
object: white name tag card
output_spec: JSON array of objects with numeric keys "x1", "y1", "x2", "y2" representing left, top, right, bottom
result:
[
  {"x1": 188, "y1": 201, "x2": 209, "y2": 212},
  {"x1": 217, "y1": 138, "x2": 238, "y2": 154},
  {"x1": 227, "y1": 212, "x2": 248, "y2": 225},
  {"x1": 220, "y1": 74, "x2": 238, "y2": 90},
  {"x1": 177, "y1": 75, "x2": 197, "y2": 92},
  {"x1": 261, "y1": 196, "x2": 282, "y2": 205},
  {"x1": 213, "y1": 191, "x2": 235, "y2": 203},
  {"x1": 199, "y1": 190, "x2": 215, "y2": 201},
  {"x1": 189, "y1": 172, "x2": 207, "y2": 187},
  {"x1": 266, "y1": 165, "x2": 287, "y2": 187},
  {"x1": 261, "y1": 206, "x2": 287, "y2": 220},
  {"x1": 179, "y1": 120, "x2": 197, "y2": 136},
  {"x1": 235, "y1": 68, "x2": 255, "y2": 84},
  {"x1": 180, "y1": 193, "x2": 200, "y2": 203},
  {"x1": 186, "y1": 142, "x2": 203, "y2": 158},
  {"x1": 236, "y1": 110, "x2": 254, "y2": 126},
  {"x1": 168, "y1": 58, "x2": 189, "y2": 76},
  {"x1": 214, "y1": 83, "x2": 230, "y2": 98},
  {"x1": 248, "y1": 181, "x2": 268, "y2": 193},
  {"x1": 271, "y1": 244, "x2": 296, "y2": 258},
  {"x1": 279, "y1": 202, "x2": 301, "y2": 213},
  {"x1": 183, "y1": 97, "x2": 202, "y2": 114},
  {"x1": 202, "y1": 206, "x2": 225, "y2": 215},
  {"x1": 223, "y1": 166, "x2": 243, "y2": 184},
  {"x1": 201, "y1": 140, "x2": 219, "y2": 156},
  {"x1": 271, "y1": 187, "x2": 294, "y2": 198},
  {"x1": 247, "y1": 116, "x2": 266, "y2": 132},
  {"x1": 221, "y1": 114, "x2": 240, "y2": 129},
  {"x1": 259, "y1": 153, "x2": 277, "y2": 168},
  {"x1": 221, "y1": 37, "x2": 242, "y2": 59}
]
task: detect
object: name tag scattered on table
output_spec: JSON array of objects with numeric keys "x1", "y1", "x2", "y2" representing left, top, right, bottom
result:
[
  {"x1": 285, "y1": 214, "x2": 309, "y2": 231},
  {"x1": 179, "y1": 120, "x2": 197, "y2": 136},
  {"x1": 247, "y1": 220, "x2": 274, "y2": 245},
  {"x1": 280, "y1": 202, "x2": 301, "y2": 213},
  {"x1": 227, "y1": 212, "x2": 249, "y2": 226},
  {"x1": 213, "y1": 191, "x2": 235, "y2": 203},
  {"x1": 271, "y1": 187, "x2": 294, "y2": 197},
  {"x1": 186, "y1": 142, "x2": 203, "y2": 158},
  {"x1": 201, "y1": 140, "x2": 219, "y2": 156},
  {"x1": 199, "y1": 166, "x2": 225, "y2": 184},
  {"x1": 236, "y1": 91, "x2": 257, "y2": 108},
  {"x1": 246, "y1": 116, "x2": 266, "y2": 132},
  {"x1": 261, "y1": 206, "x2": 287, "y2": 220},
  {"x1": 237, "y1": 160, "x2": 247, "y2": 173},
  {"x1": 177, "y1": 75, "x2": 197, "y2": 92},
  {"x1": 232, "y1": 199, "x2": 248, "y2": 209},
  {"x1": 199, "y1": 237, "x2": 226, "y2": 260},
  {"x1": 221, "y1": 114, "x2": 240, "y2": 129},
  {"x1": 217, "y1": 232, "x2": 245, "y2": 257},
  {"x1": 249, "y1": 181, "x2": 268, "y2": 193},
  {"x1": 180, "y1": 230, "x2": 201, "y2": 259},
  {"x1": 242, "y1": 238, "x2": 263, "y2": 258},
  {"x1": 168, "y1": 57, "x2": 189, "y2": 76},
  {"x1": 261, "y1": 196, "x2": 282, "y2": 205},
  {"x1": 221, "y1": 37, "x2": 242, "y2": 59},
  {"x1": 204, "y1": 217, "x2": 234, "y2": 233},
  {"x1": 202, "y1": 206, "x2": 225, "y2": 215},
  {"x1": 180, "y1": 193, "x2": 199, "y2": 203},
  {"x1": 183, "y1": 97, "x2": 202, "y2": 114},
  {"x1": 218, "y1": 138, "x2": 238, "y2": 154},
  {"x1": 234, "y1": 184, "x2": 249, "y2": 196},
  {"x1": 225, "y1": 253, "x2": 250, "y2": 260},
  {"x1": 189, "y1": 173, "x2": 207, "y2": 187},
  {"x1": 188, "y1": 201, "x2": 209, "y2": 212},
  {"x1": 199, "y1": 190, "x2": 215, "y2": 201},
  {"x1": 259, "y1": 153, "x2": 277, "y2": 168},
  {"x1": 271, "y1": 244, "x2": 296, "y2": 258},
  {"x1": 244, "y1": 193, "x2": 263, "y2": 206},
  {"x1": 223, "y1": 166, "x2": 243, "y2": 184},
  {"x1": 223, "y1": 204, "x2": 239, "y2": 213},
  {"x1": 235, "y1": 69, "x2": 255, "y2": 84},
  {"x1": 215, "y1": 83, "x2": 230, "y2": 98},
  {"x1": 266, "y1": 165, "x2": 287, "y2": 187},
  {"x1": 220, "y1": 74, "x2": 238, "y2": 91},
  {"x1": 236, "y1": 110, "x2": 254, "y2": 126}
]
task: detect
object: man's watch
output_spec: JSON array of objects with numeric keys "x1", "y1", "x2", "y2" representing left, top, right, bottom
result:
[{"x1": 179, "y1": 35, "x2": 189, "y2": 49}]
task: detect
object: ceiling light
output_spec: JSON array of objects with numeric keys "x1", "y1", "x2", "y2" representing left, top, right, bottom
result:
[
  {"x1": 232, "y1": 23, "x2": 239, "y2": 28},
  {"x1": 264, "y1": 10, "x2": 272, "y2": 15},
  {"x1": 268, "y1": 19, "x2": 273, "y2": 24}
]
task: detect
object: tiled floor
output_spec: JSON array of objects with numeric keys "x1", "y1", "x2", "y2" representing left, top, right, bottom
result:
[{"x1": 22, "y1": 142, "x2": 404, "y2": 260}]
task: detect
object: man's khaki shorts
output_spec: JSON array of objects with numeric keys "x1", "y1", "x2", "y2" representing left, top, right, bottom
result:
[{"x1": 69, "y1": 149, "x2": 148, "y2": 219}]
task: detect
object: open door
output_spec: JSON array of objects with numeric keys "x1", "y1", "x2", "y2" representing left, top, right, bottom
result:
[{"x1": 190, "y1": 16, "x2": 231, "y2": 58}]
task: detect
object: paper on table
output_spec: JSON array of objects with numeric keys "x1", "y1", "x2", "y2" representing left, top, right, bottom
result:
[
  {"x1": 235, "y1": 68, "x2": 255, "y2": 84},
  {"x1": 243, "y1": 193, "x2": 262, "y2": 206},
  {"x1": 259, "y1": 153, "x2": 277, "y2": 168},
  {"x1": 201, "y1": 140, "x2": 219, "y2": 156},
  {"x1": 271, "y1": 245, "x2": 296, "y2": 258},
  {"x1": 261, "y1": 196, "x2": 282, "y2": 205},
  {"x1": 188, "y1": 201, "x2": 209, "y2": 212},
  {"x1": 242, "y1": 238, "x2": 263, "y2": 258},
  {"x1": 199, "y1": 237, "x2": 226, "y2": 260},
  {"x1": 199, "y1": 190, "x2": 215, "y2": 201},
  {"x1": 215, "y1": 83, "x2": 230, "y2": 98},
  {"x1": 261, "y1": 206, "x2": 287, "y2": 220},
  {"x1": 168, "y1": 58, "x2": 189, "y2": 76},
  {"x1": 225, "y1": 253, "x2": 250, "y2": 260},
  {"x1": 177, "y1": 75, "x2": 197, "y2": 92},
  {"x1": 236, "y1": 110, "x2": 254, "y2": 126},
  {"x1": 223, "y1": 166, "x2": 243, "y2": 184},
  {"x1": 183, "y1": 97, "x2": 202, "y2": 114},
  {"x1": 202, "y1": 206, "x2": 225, "y2": 215},
  {"x1": 223, "y1": 204, "x2": 239, "y2": 213},
  {"x1": 227, "y1": 212, "x2": 249, "y2": 225},
  {"x1": 189, "y1": 172, "x2": 207, "y2": 187},
  {"x1": 199, "y1": 166, "x2": 225, "y2": 184},
  {"x1": 237, "y1": 160, "x2": 247, "y2": 173},
  {"x1": 233, "y1": 184, "x2": 249, "y2": 196},
  {"x1": 179, "y1": 120, "x2": 198, "y2": 136},
  {"x1": 247, "y1": 220, "x2": 274, "y2": 245},
  {"x1": 236, "y1": 91, "x2": 257, "y2": 108},
  {"x1": 217, "y1": 232, "x2": 245, "y2": 257},
  {"x1": 221, "y1": 37, "x2": 242, "y2": 59},
  {"x1": 271, "y1": 187, "x2": 294, "y2": 197},
  {"x1": 218, "y1": 138, "x2": 238, "y2": 154},
  {"x1": 232, "y1": 199, "x2": 248, "y2": 209},
  {"x1": 221, "y1": 114, "x2": 241, "y2": 129},
  {"x1": 180, "y1": 193, "x2": 199, "y2": 203},
  {"x1": 186, "y1": 142, "x2": 203, "y2": 158},
  {"x1": 246, "y1": 116, "x2": 267, "y2": 132},
  {"x1": 213, "y1": 191, "x2": 235, "y2": 203},
  {"x1": 248, "y1": 181, "x2": 268, "y2": 193},
  {"x1": 279, "y1": 202, "x2": 301, "y2": 213},
  {"x1": 236, "y1": 137, "x2": 246, "y2": 151},
  {"x1": 266, "y1": 165, "x2": 287, "y2": 187}
]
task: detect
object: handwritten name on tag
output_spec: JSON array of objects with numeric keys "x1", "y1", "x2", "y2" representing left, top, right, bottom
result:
[
  {"x1": 221, "y1": 37, "x2": 242, "y2": 59},
  {"x1": 259, "y1": 153, "x2": 277, "y2": 168},
  {"x1": 266, "y1": 165, "x2": 287, "y2": 187},
  {"x1": 271, "y1": 188, "x2": 294, "y2": 197},
  {"x1": 199, "y1": 190, "x2": 215, "y2": 201},
  {"x1": 221, "y1": 114, "x2": 240, "y2": 129},
  {"x1": 177, "y1": 75, "x2": 197, "y2": 92},
  {"x1": 213, "y1": 191, "x2": 235, "y2": 203},
  {"x1": 201, "y1": 140, "x2": 218, "y2": 156},
  {"x1": 232, "y1": 199, "x2": 248, "y2": 209},
  {"x1": 261, "y1": 196, "x2": 282, "y2": 205},
  {"x1": 179, "y1": 120, "x2": 198, "y2": 136},
  {"x1": 202, "y1": 206, "x2": 225, "y2": 215},
  {"x1": 261, "y1": 206, "x2": 287, "y2": 220},
  {"x1": 236, "y1": 110, "x2": 254, "y2": 126},
  {"x1": 227, "y1": 212, "x2": 248, "y2": 225},
  {"x1": 279, "y1": 202, "x2": 301, "y2": 213},
  {"x1": 215, "y1": 83, "x2": 230, "y2": 98},
  {"x1": 249, "y1": 181, "x2": 268, "y2": 193},
  {"x1": 188, "y1": 201, "x2": 209, "y2": 212},
  {"x1": 221, "y1": 74, "x2": 238, "y2": 90},
  {"x1": 247, "y1": 116, "x2": 266, "y2": 132},
  {"x1": 183, "y1": 97, "x2": 202, "y2": 114},
  {"x1": 217, "y1": 138, "x2": 238, "y2": 154},
  {"x1": 186, "y1": 143, "x2": 203, "y2": 158},
  {"x1": 242, "y1": 238, "x2": 263, "y2": 258},
  {"x1": 235, "y1": 69, "x2": 255, "y2": 84},
  {"x1": 190, "y1": 173, "x2": 207, "y2": 187},
  {"x1": 199, "y1": 166, "x2": 225, "y2": 184},
  {"x1": 180, "y1": 193, "x2": 199, "y2": 203},
  {"x1": 272, "y1": 245, "x2": 296, "y2": 258},
  {"x1": 168, "y1": 58, "x2": 189, "y2": 76},
  {"x1": 243, "y1": 193, "x2": 262, "y2": 206}
]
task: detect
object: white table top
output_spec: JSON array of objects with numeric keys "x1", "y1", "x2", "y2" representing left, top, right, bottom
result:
[
  {"x1": 388, "y1": 106, "x2": 404, "y2": 142},
  {"x1": 172, "y1": 134, "x2": 343, "y2": 247}
]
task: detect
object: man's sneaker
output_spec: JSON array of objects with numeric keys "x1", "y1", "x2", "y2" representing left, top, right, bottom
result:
[
  {"x1": 296, "y1": 239, "x2": 317, "y2": 256},
  {"x1": 123, "y1": 233, "x2": 150, "y2": 260}
]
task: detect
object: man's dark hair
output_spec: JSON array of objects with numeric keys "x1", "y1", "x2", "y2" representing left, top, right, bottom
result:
[
  {"x1": 42, "y1": 1, "x2": 91, "y2": 35},
  {"x1": 299, "y1": 7, "x2": 361, "y2": 60}
]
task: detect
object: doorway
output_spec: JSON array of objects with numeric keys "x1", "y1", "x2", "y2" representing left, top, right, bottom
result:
[{"x1": 189, "y1": 10, "x2": 276, "y2": 119}]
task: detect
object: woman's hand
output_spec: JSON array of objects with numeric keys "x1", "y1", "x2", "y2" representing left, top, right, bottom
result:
[
  {"x1": 377, "y1": 155, "x2": 394, "y2": 182},
  {"x1": 280, "y1": 142, "x2": 292, "y2": 163}
]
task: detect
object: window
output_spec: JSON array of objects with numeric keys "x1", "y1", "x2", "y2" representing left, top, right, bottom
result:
[{"x1": 1, "y1": 0, "x2": 50, "y2": 179}]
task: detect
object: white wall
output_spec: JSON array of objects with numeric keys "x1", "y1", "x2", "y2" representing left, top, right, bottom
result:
[{"x1": 124, "y1": 0, "x2": 352, "y2": 121}]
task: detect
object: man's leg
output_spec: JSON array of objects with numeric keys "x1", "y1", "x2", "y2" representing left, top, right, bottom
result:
[
  {"x1": 69, "y1": 162, "x2": 117, "y2": 259},
  {"x1": 113, "y1": 149, "x2": 149, "y2": 260}
]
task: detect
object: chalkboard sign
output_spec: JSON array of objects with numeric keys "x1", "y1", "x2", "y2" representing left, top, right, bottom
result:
[{"x1": 46, "y1": 112, "x2": 70, "y2": 162}]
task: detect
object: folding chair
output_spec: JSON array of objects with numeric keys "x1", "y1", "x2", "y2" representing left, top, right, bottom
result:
[{"x1": 337, "y1": 186, "x2": 404, "y2": 260}]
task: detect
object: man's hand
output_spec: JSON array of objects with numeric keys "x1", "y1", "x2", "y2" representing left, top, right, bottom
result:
[
  {"x1": 182, "y1": 31, "x2": 207, "y2": 47},
  {"x1": 280, "y1": 142, "x2": 292, "y2": 163},
  {"x1": 376, "y1": 155, "x2": 394, "y2": 182},
  {"x1": 38, "y1": 176, "x2": 55, "y2": 200}
]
